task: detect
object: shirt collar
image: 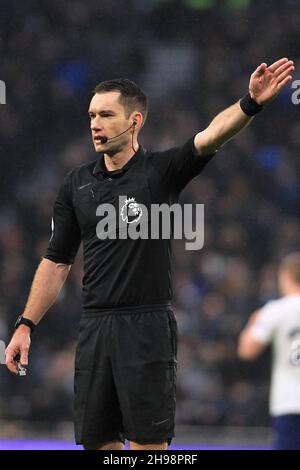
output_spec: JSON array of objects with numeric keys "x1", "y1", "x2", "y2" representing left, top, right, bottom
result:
[{"x1": 93, "y1": 145, "x2": 145, "y2": 179}]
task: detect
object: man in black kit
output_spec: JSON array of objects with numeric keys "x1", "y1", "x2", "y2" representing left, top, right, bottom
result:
[{"x1": 6, "y1": 58, "x2": 294, "y2": 450}]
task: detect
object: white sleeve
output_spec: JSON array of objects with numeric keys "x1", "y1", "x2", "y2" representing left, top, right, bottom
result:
[{"x1": 249, "y1": 301, "x2": 281, "y2": 344}]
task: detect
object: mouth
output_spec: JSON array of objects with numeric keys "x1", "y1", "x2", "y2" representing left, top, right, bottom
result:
[{"x1": 93, "y1": 135, "x2": 105, "y2": 144}]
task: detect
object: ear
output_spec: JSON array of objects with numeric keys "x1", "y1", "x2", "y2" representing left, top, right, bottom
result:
[{"x1": 131, "y1": 113, "x2": 143, "y2": 129}]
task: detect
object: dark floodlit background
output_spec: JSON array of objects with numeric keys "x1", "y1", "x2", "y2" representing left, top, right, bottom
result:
[{"x1": 0, "y1": 0, "x2": 300, "y2": 447}]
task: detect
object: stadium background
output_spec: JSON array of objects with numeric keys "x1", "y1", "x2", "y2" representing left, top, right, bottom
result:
[{"x1": 0, "y1": 0, "x2": 299, "y2": 449}]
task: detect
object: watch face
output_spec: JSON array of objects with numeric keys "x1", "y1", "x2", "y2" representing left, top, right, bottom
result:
[
  {"x1": 15, "y1": 315, "x2": 24, "y2": 329},
  {"x1": 15, "y1": 316, "x2": 23, "y2": 329},
  {"x1": 14, "y1": 316, "x2": 35, "y2": 332}
]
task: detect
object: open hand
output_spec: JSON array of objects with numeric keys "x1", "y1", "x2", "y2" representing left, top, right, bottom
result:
[{"x1": 249, "y1": 58, "x2": 295, "y2": 105}]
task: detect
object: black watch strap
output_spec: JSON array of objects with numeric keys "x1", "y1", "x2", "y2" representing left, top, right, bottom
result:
[
  {"x1": 240, "y1": 92, "x2": 263, "y2": 116},
  {"x1": 14, "y1": 315, "x2": 36, "y2": 333}
]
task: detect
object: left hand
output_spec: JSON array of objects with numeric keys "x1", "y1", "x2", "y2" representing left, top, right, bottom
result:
[{"x1": 249, "y1": 57, "x2": 295, "y2": 105}]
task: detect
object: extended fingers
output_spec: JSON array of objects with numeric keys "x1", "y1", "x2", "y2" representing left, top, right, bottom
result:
[
  {"x1": 277, "y1": 67, "x2": 294, "y2": 85},
  {"x1": 277, "y1": 74, "x2": 293, "y2": 90},
  {"x1": 273, "y1": 60, "x2": 294, "y2": 78},
  {"x1": 268, "y1": 57, "x2": 289, "y2": 73}
]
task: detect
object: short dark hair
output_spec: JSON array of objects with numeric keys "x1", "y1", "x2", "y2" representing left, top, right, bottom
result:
[
  {"x1": 93, "y1": 78, "x2": 148, "y2": 124},
  {"x1": 280, "y1": 252, "x2": 300, "y2": 284}
]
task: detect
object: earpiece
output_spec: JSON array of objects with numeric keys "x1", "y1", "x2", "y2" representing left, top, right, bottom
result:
[{"x1": 133, "y1": 119, "x2": 137, "y2": 126}]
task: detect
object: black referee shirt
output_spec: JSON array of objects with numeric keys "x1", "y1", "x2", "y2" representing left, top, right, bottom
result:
[{"x1": 45, "y1": 137, "x2": 215, "y2": 312}]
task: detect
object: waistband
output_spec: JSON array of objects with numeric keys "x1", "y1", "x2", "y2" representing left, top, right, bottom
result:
[{"x1": 82, "y1": 302, "x2": 172, "y2": 317}]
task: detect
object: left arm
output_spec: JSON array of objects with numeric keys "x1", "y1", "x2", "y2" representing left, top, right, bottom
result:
[
  {"x1": 194, "y1": 57, "x2": 295, "y2": 156},
  {"x1": 238, "y1": 310, "x2": 266, "y2": 360}
]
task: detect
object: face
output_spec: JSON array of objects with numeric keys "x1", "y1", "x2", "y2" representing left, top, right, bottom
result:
[{"x1": 89, "y1": 91, "x2": 134, "y2": 155}]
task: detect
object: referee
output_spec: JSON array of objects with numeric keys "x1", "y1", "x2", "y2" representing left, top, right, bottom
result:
[{"x1": 6, "y1": 58, "x2": 294, "y2": 450}]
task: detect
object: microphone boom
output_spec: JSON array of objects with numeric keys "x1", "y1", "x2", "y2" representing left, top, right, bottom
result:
[{"x1": 99, "y1": 122, "x2": 135, "y2": 145}]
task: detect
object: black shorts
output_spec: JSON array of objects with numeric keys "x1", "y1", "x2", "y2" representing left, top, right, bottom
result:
[{"x1": 74, "y1": 305, "x2": 178, "y2": 447}]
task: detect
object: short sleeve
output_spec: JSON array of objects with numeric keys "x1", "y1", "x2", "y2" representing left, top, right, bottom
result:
[
  {"x1": 44, "y1": 172, "x2": 81, "y2": 264},
  {"x1": 169, "y1": 136, "x2": 216, "y2": 192},
  {"x1": 249, "y1": 301, "x2": 281, "y2": 344}
]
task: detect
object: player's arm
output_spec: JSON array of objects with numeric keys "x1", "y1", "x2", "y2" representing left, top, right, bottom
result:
[
  {"x1": 237, "y1": 309, "x2": 266, "y2": 360},
  {"x1": 194, "y1": 57, "x2": 295, "y2": 156},
  {"x1": 5, "y1": 258, "x2": 71, "y2": 374}
]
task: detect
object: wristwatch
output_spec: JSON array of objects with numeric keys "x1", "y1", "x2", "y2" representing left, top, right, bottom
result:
[{"x1": 14, "y1": 315, "x2": 36, "y2": 333}]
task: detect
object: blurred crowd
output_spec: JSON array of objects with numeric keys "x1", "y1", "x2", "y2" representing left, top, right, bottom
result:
[{"x1": 1, "y1": 0, "x2": 300, "y2": 436}]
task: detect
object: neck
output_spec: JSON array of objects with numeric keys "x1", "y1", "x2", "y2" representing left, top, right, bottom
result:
[
  {"x1": 104, "y1": 141, "x2": 139, "y2": 171},
  {"x1": 282, "y1": 285, "x2": 300, "y2": 296}
]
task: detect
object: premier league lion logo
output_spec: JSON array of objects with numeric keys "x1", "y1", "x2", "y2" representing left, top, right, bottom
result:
[{"x1": 120, "y1": 197, "x2": 143, "y2": 224}]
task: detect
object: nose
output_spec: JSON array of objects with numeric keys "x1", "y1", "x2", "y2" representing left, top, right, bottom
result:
[{"x1": 91, "y1": 116, "x2": 102, "y2": 132}]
